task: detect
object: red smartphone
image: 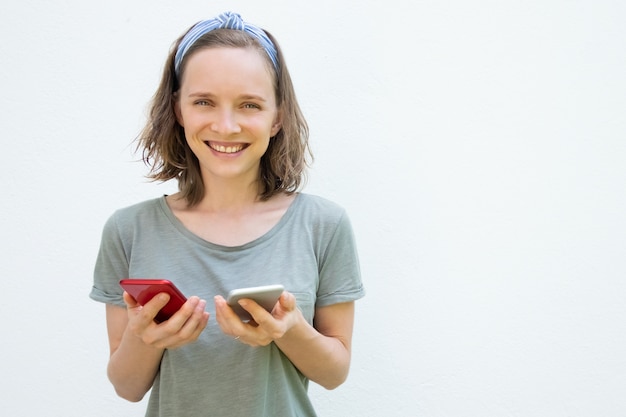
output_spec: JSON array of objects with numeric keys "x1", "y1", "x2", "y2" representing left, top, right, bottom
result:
[{"x1": 119, "y1": 279, "x2": 187, "y2": 323}]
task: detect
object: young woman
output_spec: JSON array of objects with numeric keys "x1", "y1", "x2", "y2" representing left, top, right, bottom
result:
[{"x1": 90, "y1": 11, "x2": 365, "y2": 417}]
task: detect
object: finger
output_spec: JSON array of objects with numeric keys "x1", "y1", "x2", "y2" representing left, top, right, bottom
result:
[
  {"x1": 238, "y1": 299, "x2": 273, "y2": 324},
  {"x1": 214, "y1": 296, "x2": 246, "y2": 335},
  {"x1": 238, "y1": 299, "x2": 287, "y2": 344},
  {"x1": 213, "y1": 298, "x2": 273, "y2": 347},
  {"x1": 278, "y1": 291, "x2": 296, "y2": 311},
  {"x1": 178, "y1": 299, "x2": 209, "y2": 336},
  {"x1": 122, "y1": 291, "x2": 140, "y2": 308},
  {"x1": 160, "y1": 296, "x2": 201, "y2": 329},
  {"x1": 183, "y1": 310, "x2": 210, "y2": 342},
  {"x1": 138, "y1": 292, "x2": 172, "y2": 323},
  {"x1": 213, "y1": 296, "x2": 236, "y2": 328},
  {"x1": 152, "y1": 302, "x2": 209, "y2": 349},
  {"x1": 161, "y1": 309, "x2": 209, "y2": 349},
  {"x1": 214, "y1": 295, "x2": 238, "y2": 320}
]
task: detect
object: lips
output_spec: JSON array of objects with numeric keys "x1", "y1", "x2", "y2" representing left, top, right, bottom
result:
[{"x1": 206, "y1": 141, "x2": 246, "y2": 154}]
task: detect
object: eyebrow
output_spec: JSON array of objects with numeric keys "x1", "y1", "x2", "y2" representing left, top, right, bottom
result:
[{"x1": 187, "y1": 92, "x2": 268, "y2": 102}]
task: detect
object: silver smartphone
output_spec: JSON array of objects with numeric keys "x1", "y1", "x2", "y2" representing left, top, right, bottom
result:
[{"x1": 226, "y1": 284, "x2": 284, "y2": 321}]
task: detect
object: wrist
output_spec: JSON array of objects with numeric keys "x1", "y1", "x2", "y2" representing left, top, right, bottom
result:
[{"x1": 278, "y1": 307, "x2": 309, "y2": 342}]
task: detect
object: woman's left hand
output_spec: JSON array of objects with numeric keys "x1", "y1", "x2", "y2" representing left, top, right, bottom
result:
[{"x1": 214, "y1": 291, "x2": 300, "y2": 346}]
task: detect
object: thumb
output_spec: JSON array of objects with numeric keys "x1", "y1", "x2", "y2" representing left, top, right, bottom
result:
[
  {"x1": 279, "y1": 291, "x2": 297, "y2": 312},
  {"x1": 122, "y1": 291, "x2": 140, "y2": 308}
]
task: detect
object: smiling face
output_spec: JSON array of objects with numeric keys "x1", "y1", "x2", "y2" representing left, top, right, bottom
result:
[{"x1": 175, "y1": 47, "x2": 282, "y2": 187}]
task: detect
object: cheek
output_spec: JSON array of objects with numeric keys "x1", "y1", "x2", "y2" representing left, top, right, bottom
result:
[
  {"x1": 179, "y1": 112, "x2": 206, "y2": 134},
  {"x1": 247, "y1": 116, "x2": 277, "y2": 137}
]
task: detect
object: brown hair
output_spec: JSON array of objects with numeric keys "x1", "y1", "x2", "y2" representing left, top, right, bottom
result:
[{"x1": 136, "y1": 27, "x2": 311, "y2": 206}]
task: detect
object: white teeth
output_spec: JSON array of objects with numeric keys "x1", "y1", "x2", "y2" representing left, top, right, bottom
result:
[{"x1": 211, "y1": 144, "x2": 243, "y2": 153}]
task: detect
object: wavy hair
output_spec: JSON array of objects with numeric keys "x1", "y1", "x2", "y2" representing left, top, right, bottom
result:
[{"x1": 136, "y1": 27, "x2": 311, "y2": 206}]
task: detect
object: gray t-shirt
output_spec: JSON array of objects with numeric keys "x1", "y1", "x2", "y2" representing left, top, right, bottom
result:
[{"x1": 90, "y1": 193, "x2": 365, "y2": 417}]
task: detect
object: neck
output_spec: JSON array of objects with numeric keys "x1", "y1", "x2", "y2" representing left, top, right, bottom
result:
[{"x1": 196, "y1": 176, "x2": 262, "y2": 213}]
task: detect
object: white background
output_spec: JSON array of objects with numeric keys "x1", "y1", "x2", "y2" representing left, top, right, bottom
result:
[{"x1": 1, "y1": 0, "x2": 625, "y2": 416}]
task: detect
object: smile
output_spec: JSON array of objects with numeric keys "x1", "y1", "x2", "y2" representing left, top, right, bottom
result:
[{"x1": 206, "y1": 142, "x2": 246, "y2": 154}]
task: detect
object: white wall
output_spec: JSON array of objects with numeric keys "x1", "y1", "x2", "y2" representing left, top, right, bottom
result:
[{"x1": 1, "y1": 1, "x2": 625, "y2": 416}]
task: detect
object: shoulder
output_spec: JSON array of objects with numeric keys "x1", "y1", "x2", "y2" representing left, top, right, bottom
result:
[
  {"x1": 102, "y1": 196, "x2": 166, "y2": 236},
  {"x1": 108, "y1": 196, "x2": 165, "y2": 222},
  {"x1": 290, "y1": 193, "x2": 353, "y2": 236},
  {"x1": 295, "y1": 193, "x2": 347, "y2": 219}
]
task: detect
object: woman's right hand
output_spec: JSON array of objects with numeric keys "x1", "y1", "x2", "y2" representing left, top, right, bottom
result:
[
  {"x1": 123, "y1": 291, "x2": 210, "y2": 350},
  {"x1": 105, "y1": 292, "x2": 210, "y2": 401}
]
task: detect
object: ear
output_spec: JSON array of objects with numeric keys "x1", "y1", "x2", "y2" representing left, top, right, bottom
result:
[
  {"x1": 270, "y1": 111, "x2": 282, "y2": 137},
  {"x1": 173, "y1": 93, "x2": 184, "y2": 127}
]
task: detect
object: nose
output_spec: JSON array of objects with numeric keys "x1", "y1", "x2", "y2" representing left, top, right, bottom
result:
[{"x1": 210, "y1": 109, "x2": 241, "y2": 134}]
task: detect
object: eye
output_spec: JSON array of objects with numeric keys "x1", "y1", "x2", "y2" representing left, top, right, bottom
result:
[
  {"x1": 242, "y1": 102, "x2": 261, "y2": 110},
  {"x1": 194, "y1": 99, "x2": 213, "y2": 106}
]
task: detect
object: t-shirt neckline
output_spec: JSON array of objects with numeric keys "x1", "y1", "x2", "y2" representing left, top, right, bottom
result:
[{"x1": 156, "y1": 193, "x2": 302, "y2": 251}]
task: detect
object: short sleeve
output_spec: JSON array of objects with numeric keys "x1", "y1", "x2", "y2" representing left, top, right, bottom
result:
[
  {"x1": 316, "y1": 210, "x2": 365, "y2": 307},
  {"x1": 89, "y1": 212, "x2": 129, "y2": 308}
]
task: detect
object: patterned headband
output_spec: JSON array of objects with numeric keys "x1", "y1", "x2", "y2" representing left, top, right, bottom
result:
[{"x1": 174, "y1": 11, "x2": 279, "y2": 77}]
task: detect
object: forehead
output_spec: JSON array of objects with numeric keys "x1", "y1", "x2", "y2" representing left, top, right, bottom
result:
[{"x1": 179, "y1": 47, "x2": 275, "y2": 92}]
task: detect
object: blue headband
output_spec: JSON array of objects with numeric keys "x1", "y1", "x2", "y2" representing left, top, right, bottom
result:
[{"x1": 174, "y1": 11, "x2": 279, "y2": 77}]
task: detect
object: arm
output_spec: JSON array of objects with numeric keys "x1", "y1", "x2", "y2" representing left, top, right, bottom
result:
[
  {"x1": 106, "y1": 303, "x2": 164, "y2": 402},
  {"x1": 106, "y1": 292, "x2": 210, "y2": 402},
  {"x1": 214, "y1": 292, "x2": 355, "y2": 390},
  {"x1": 275, "y1": 301, "x2": 355, "y2": 389}
]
